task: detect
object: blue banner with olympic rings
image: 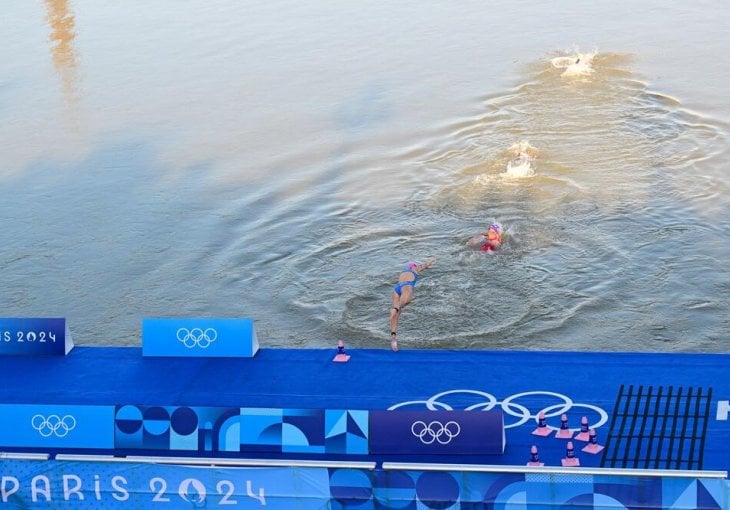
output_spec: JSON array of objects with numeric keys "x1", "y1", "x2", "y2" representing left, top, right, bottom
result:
[
  {"x1": 142, "y1": 318, "x2": 259, "y2": 357},
  {"x1": 0, "y1": 404, "x2": 114, "y2": 449},
  {"x1": 369, "y1": 410, "x2": 504, "y2": 455}
]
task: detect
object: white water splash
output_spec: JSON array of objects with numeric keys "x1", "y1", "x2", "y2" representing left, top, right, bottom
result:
[
  {"x1": 472, "y1": 140, "x2": 538, "y2": 184},
  {"x1": 551, "y1": 51, "x2": 596, "y2": 78},
  {"x1": 503, "y1": 140, "x2": 537, "y2": 178}
]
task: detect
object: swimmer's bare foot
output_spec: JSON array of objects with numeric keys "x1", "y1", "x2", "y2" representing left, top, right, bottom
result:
[{"x1": 390, "y1": 332, "x2": 398, "y2": 352}]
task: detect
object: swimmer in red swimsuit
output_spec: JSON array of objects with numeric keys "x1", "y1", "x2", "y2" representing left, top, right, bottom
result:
[
  {"x1": 467, "y1": 223, "x2": 503, "y2": 252},
  {"x1": 389, "y1": 257, "x2": 435, "y2": 352}
]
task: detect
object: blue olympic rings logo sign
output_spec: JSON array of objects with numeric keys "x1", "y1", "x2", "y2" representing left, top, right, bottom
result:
[
  {"x1": 176, "y1": 328, "x2": 217, "y2": 349},
  {"x1": 390, "y1": 389, "x2": 608, "y2": 432},
  {"x1": 411, "y1": 420, "x2": 461, "y2": 444},
  {"x1": 31, "y1": 414, "x2": 77, "y2": 438}
]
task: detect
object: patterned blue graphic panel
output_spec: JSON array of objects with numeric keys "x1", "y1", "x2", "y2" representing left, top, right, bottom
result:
[
  {"x1": 114, "y1": 405, "x2": 368, "y2": 455},
  {"x1": 326, "y1": 468, "x2": 729, "y2": 509}
]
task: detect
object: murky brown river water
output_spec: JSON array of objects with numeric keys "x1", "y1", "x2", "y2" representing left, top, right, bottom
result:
[{"x1": 2, "y1": 1, "x2": 729, "y2": 351}]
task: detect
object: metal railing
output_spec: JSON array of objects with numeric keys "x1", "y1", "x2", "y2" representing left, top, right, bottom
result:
[
  {"x1": 5, "y1": 452, "x2": 726, "y2": 479},
  {"x1": 381, "y1": 461, "x2": 728, "y2": 478},
  {"x1": 53, "y1": 453, "x2": 375, "y2": 470},
  {"x1": 0, "y1": 452, "x2": 50, "y2": 460}
]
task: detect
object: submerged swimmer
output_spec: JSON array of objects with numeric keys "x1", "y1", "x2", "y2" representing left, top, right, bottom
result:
[
  {"x1": 389, "y1": 257, "x2": 435, "y2": 352},
  {"x1": 550, "y1": 52, "x2": 595, "y2": 77},
  {"x1": 467, "y1": 223, "x2": 503, "y2": 252}
]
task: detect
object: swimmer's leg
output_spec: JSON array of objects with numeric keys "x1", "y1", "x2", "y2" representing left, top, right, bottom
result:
[
  {"x1": 389, "y1": 292, "x2": 401, "y2": 351},
  {"x1": 399, "y1": 288, "x2": 414, "y2": 309},
  {"x1": 389, "y1": 288, "x2": 414, "y2": 351}
]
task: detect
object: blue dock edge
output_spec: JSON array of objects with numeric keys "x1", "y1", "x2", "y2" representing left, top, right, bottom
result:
[{"x1": 1, "y1": 346, "x2": 729, "y2": 508}]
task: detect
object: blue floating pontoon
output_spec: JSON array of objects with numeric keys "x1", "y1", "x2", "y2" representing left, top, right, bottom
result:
[{"x1": 1, "y1": 346, "x2": 729, "y2": 508}]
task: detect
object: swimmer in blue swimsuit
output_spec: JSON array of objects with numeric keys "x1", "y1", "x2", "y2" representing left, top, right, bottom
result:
[
  {"x1": 389, "y1": 257, "x2": 435, "y2": 352},
  {"x1": 393, "y1": 267, "x2": 419, "y2": 296}
]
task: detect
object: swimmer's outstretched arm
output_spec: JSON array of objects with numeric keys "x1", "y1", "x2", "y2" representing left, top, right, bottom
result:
[
  {"x1": 417, "y1": 257, "x2": 435, "y2": 272},
  {"x1": 466, "y1": 233, "x2": 486, "y2": 246}
]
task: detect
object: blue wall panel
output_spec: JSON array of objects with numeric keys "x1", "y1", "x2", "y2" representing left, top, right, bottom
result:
[{"x1": 0, "y1": 459, "x2": 726, "y2": 509}]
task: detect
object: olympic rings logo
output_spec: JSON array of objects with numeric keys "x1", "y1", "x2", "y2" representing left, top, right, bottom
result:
[
  {"x1": 31, "y1": 414, "x2": 77, "y2": 438},
  {"x1": 411, "y1": 420, "x2": 461, "y2": 445},
  {"x1": 176, "y1": 328, "x2": 217, "y2": 349},
  {"x1": 390, "y1": 389, "x2": 608, "y2": 432}
]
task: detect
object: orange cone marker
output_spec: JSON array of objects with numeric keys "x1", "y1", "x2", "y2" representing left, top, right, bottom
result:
[
  {"x1": 561, "y1": 441, "x2": 580, "y2": 467},
  {"x1": 574, "y1": 416, "x2": 590, "y2": 442},
  {"x1": 555, "y1": 413, "x2": 573, "y2": 439},
  {"x1": 532, "y1": 411, "x2": 552, "y2": 437},
  {"x1": 527, "y1": 445, "x2": 544, "y2": 466},
  {"x1": 333, "y1": 340, "x2": 351, "y2": 362},
  {"x1": 581, "y1": 428, "x2": 604, "y2": 454}
]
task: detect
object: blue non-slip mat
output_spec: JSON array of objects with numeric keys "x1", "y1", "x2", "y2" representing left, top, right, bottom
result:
[{"x1": 1, "y1": 346, "x2": 729, "y2": 470}]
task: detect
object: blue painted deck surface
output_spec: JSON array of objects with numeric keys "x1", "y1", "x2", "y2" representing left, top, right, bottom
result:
[{"x1": 1, "y1": 346, "x2": 729, "y2": 471}]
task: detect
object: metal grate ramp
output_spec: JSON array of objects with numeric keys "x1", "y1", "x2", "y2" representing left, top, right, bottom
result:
[{"x1": 601, "y1": 385, "x2": 713, "y2": 470}]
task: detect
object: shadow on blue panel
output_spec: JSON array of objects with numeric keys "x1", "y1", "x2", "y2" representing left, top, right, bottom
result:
[{"x1": 330, "y1": 468, "x2": 373, "y2": 509}]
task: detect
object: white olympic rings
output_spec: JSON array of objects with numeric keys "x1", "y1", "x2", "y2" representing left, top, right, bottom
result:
[
  {"x1": 389, "y1": 389, "x2": 608, "y2": 432},
  {"x1": 176, "y1": 327, "x2": 217, "y2": 349},
  {"x1": 31, "y1": 414, "x2": 77, "y2": 438},
  {"x1": 411, "y1": 420, "x2": 461, "y2": 445}
]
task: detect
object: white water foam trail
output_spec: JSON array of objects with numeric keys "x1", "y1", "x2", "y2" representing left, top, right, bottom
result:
[{"x1": 395, "y1": 50, "x2": 730, "y2": 351}]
